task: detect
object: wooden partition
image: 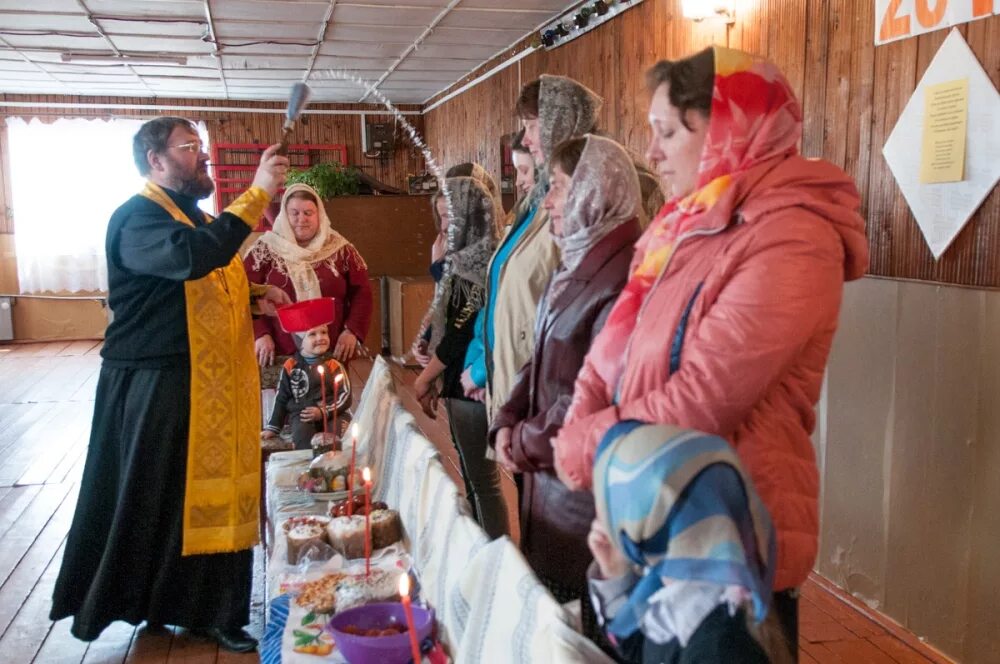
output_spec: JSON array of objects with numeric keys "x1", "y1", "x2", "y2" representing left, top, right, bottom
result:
[
  {"x1": 323, "y1": 195, "x2": 436, "y2": 278},
  {"x1": 424, "y1": 0, "x2": 1000, "y2": 288},
  {"x1": 325, "y1": 195, "x2": 437, "y2": 359}
]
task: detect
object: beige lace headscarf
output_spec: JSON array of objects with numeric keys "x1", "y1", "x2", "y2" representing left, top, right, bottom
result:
[
  {"x1": 528, "y1": 74, "x2": 604, "y2": 209},
  {"x1": 548, "y1": 135, "x2": 640, "y2": 299},
  {"x1": 538, "y1": 75, "x2": 603, "y2": 163}
]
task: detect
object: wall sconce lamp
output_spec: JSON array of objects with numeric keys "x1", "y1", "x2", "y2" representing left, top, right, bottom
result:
[{"x1": 681, "y1": 0, "x2": 736, "y2": 23}]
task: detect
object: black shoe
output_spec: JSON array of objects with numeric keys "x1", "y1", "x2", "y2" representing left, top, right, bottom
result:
[{"x1": 192, "y1": 627, "x2": 258, "y2": 653}]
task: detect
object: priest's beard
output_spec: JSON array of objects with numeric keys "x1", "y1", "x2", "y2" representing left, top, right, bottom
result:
[
  {"x1": 174, "y1": 169, "x2": 215, "y2": 200},
  {"x1": 164, "y1": 155, "x2": 215, "y2": 199}
]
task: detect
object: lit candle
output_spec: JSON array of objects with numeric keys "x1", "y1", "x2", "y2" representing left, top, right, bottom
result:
[
  {"x1": 317, "y1": 364, "x2": 327, "y2": 435},
  {"x1": 398, "y1": 574, "x2": 422, "y2": 664},
  {"x1": 348, "y1": 422, "x2": 359, "y2": 516},
  {"x1": 331, "y1": 372, "x2": 345, "y2": 445},
  {"x1": 363, "y1": 466, "x2": 372, "y2": 577}
]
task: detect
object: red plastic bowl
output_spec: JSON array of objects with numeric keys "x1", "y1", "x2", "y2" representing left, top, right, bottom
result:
[
  {"x1": 276, "y1": 297, "x2": 336, "y2": 333},
  {"x1": 326, "y1": 602, "x2": 434, "y2": 664}
]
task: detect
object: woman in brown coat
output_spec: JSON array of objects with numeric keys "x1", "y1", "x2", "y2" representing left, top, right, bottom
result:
[{"x1": 488, "y1": 134, "x2": 642, "y2": 614}]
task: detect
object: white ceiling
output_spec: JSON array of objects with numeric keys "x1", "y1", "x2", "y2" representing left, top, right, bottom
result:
[{"x1": 0, "y1": 0, "x2": 575, "y2": 104}]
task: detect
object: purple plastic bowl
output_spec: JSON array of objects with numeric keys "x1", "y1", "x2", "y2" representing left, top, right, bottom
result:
[{"x1": 326, "y1": 602, "x2": 434, "y2": 664}]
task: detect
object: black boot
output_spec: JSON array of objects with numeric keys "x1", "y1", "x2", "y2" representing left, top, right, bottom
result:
[{"x1": 192, "y1": 627, "x2": 258, "y2": 653}]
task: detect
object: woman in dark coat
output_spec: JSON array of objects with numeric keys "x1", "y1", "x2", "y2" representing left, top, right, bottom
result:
[{"x1": 488, "y1": 134, "x2": 642, "y2": 615}]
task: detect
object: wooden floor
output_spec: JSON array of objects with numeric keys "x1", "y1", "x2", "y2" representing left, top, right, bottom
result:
[{"x1": 0, "y1": 342, "x2": 945, "y2": 663}]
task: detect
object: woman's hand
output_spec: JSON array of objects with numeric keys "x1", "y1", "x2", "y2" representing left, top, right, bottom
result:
[
  {"x1": 414, "y1": 375, "x2": 439, "y2": 419},
  {"x1": 300, "y1": 406, "x2": 323, "y2": 422},
  {"x1": 251, "y1": 143, "x2": 291, "y2": 197},
  {"x1": 411, "y1": 337, "x2": 431, "y2": 367},
  {"x1": 587, "y1": 519, "x2": 630, "y2": 580},
  {"x1": 334, "y1": 330, "x2": 358, "y2": 362},
  {"x1": 554, "y1": 452, "x2": 583, "y2": 491},
  {"x1": 494, "y1": 427, "x2": 517, "y2": 473},
  {"x1": 258, "y1": 286, "x2": 292, "y2": 317},
  {"x1": 255, "y1": 334, "x2": 276, "y2": 367},
  {"x1": 461, "y1": 368, "x2": 486, "y2": 401},
  {"x1": 261, "y1": 429, "x2": 277, "y2": 440},
  {"x1": 460, "y1": 367, "x2": 479, "y2": 398}
]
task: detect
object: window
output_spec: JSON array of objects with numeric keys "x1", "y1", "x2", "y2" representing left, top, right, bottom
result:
[{"x1": 5, "y1": 117, "x2": 210, "y2": 293}]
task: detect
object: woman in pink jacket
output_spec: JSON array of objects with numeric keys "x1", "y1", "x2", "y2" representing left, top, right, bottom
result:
[{"x1": 553, "y1": 46, "x2": 869, "y2": 654}]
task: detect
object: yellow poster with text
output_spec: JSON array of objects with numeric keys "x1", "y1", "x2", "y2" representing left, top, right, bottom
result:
[{"x1": 920, "y1": 79, "x2": 969, "y2": 184}]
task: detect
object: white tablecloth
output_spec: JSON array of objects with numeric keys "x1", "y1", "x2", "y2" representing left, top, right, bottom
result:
[{"x1": 264, "y1": 357, "x2": 610, "y2": 663}]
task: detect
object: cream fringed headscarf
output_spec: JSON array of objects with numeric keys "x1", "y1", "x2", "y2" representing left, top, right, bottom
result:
[
  {"x1": 426, "y1": 177, "x2": 500, "y2": 355},
  {"x1": 249, "y1": 183, "x2": 365, "y2": 301}
]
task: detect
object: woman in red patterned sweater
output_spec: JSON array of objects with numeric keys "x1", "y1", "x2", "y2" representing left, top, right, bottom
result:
[{"x1": 244, "y1": 183, "x2": 372, "y2": 366}]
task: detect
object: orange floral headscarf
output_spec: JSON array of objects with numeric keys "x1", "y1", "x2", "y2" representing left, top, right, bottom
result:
[{"x1": 587, "y1": 46, "x2": 803, "y2": 393}]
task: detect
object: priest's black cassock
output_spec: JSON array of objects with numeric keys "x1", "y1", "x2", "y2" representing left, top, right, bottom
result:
[{"x1": 50, "y1": 184, "x2": 267, "y2": 640}]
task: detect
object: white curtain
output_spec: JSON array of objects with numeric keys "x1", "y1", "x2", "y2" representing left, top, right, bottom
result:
[{"x1": 5, "y1": 117, "x2": 211, "y2": 294}]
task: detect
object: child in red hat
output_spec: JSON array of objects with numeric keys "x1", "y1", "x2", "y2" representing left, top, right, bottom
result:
[{"x1": 261, "y1": 298, "x2": 351, "y2": 451}]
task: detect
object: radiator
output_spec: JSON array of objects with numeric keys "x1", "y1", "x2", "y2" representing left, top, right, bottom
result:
[{"x1": 0, "y1": 298, "x2": 12, "y2": 341}]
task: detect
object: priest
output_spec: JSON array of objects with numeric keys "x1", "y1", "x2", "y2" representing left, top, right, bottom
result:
[{"x1": 50, "y1": 117, "x2": 290, "y2": 652}]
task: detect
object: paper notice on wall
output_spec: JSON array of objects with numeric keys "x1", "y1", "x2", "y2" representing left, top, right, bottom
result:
[
  {"x1": 920, "y1": 79, "x2": 968, "y2": 184},
  {"x1": 882, "y1": 29, "x2": 1000, "y2": 259}
]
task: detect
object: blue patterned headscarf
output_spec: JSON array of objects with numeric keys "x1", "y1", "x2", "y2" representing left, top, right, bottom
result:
[{"x1": 592, "y1": 421, "x2": 776, "y2": 640}]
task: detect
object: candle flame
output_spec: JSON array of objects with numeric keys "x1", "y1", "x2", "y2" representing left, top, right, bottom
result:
[
  {"x1": 334, "y1": 373, "x2": 344, "y2": 384},
  {"x1": 317, "y1": 364, "x2": 325, "y2": 374},
  {"x1": 362, "y1": 466, "x2": 371, "y2": 482},
  {"x1": 398, "y1": 573, "x2": 410, "y2": 597},
  {"x1": 351, "y1": 422, "x2": 359, "y2": 438}
]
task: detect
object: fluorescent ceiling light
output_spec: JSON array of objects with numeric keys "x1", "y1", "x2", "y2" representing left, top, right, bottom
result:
[{"x1": 60, "y1": 52, "x2": 188, "y2": 66}]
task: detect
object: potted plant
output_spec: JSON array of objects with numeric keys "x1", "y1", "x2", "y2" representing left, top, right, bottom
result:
[{"x1": 285, "y1": 162, "x2": 361, "y2": 198}]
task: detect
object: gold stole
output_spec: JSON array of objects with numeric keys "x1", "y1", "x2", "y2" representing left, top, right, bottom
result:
[{"x1": 139, "y1": 181, "x2": 262, "y2": 555}]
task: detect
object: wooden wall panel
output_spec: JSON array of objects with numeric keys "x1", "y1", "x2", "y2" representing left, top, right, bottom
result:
[
  {"x1": 424, "y1": 65, "x2": 521, "y2": 189},
  {"x1": 799, "y1": 0, "x2": 831, "y2": 160},
  {"x1": 205, "y1": 110, "x2": 425, "y2": 194},
  {"x1": 424, "y1": 0, "x2": 1000, "y2": 288},
  {"x1": 613, "y1": 0, "x2": 657, "y2": 152},
  {"x1": 867, "y1": 36, "x2": 920, "y2": 278}
]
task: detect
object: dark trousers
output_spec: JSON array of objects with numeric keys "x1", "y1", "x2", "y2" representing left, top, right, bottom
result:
[{"x1": 444, "y1": 398, "x2": 510, "y2": 539}]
